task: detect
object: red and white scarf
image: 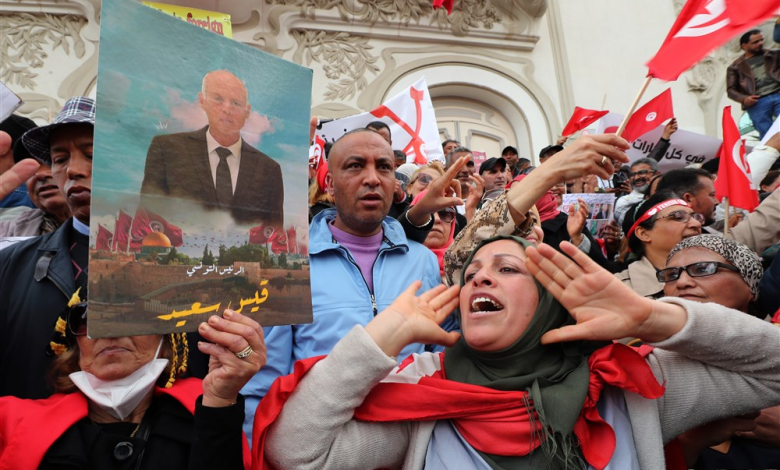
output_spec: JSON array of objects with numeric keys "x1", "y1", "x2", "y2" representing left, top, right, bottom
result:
[{"x1": 252, "y1": 343, "x2": 665, "y2": 470}]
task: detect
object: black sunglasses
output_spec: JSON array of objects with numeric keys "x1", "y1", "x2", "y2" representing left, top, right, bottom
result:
[
  {"x1": 417, "y1": 173, "x2": 435, "y2": 186},
  {"x1": 436, "y1": 208, "x2": 456, "y2": 224},
  {"x1": 67, "y1": 302, "x2": 88, "y2": 336},
  {"x1": 656, "y1": 261, "x2": 740, "y2": 283}
]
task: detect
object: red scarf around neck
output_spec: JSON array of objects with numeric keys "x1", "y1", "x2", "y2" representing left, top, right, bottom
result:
[{"x1": 252, "y1": 343, "x2": 664, "y2": 470}]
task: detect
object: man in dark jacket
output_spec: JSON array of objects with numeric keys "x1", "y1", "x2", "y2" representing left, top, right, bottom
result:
[
  {"x1": 726, "y1": 29, "x2": 780, "y2": 139},
  {"x1": 0, "y1": 97, "x2": 94, "y2": 399}
]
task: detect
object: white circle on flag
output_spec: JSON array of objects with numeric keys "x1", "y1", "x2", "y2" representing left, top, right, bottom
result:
[{"x1": 646, "y1": 112, "x2": 657, "y2": 122}]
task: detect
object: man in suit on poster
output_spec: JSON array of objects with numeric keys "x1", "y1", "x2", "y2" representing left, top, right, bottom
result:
[{"x1": 141, "y1": 70, "x2": 284, "y2": 227}]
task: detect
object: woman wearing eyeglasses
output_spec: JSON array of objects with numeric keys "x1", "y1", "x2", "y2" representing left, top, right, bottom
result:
[
  {"x1": 616, "y1": 191, "x2": 704, "y2": 299},
  {"x1": 0, "y1": 292, "x2": 265, "y2": 470},
  {"x1": 410, "y1": 189, "x2": 458, "y2": 281},
  {"x1": 407, "y1": 162, "x2": 444, "y2": 200},
  {"x1": 656, "y1": 235, "x2": 780, "y2": 469}
]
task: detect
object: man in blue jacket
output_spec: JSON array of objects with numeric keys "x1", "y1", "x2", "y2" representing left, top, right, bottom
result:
[{"x1": 241, "y1": 128, "x2": 457, "y2": 440}]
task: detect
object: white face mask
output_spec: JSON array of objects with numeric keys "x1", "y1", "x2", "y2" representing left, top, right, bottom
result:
[{"x1": 70, "y1": 339, "x2": 168, "y2": 421}]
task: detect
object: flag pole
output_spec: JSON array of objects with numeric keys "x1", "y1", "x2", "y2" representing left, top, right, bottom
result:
[
  {"x1": 127, "y1": 208, "x2": 138, "y2": 254},
  {"x1": 723, "y1": 196, "x2": 730, "y2": 237},
  {"x1": 600, "y1": 93, "x2": 607, "y2": 111},
  {"x1": 616, "y1": 76, "x2": 653, "y2": 137}
]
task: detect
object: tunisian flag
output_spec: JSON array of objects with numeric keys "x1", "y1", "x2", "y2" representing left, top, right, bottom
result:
[
  {"x1": 249, "y1": 223, "x2": 277, "y2": 245},
  {"x1": 112, "y1": 210, "x2": 132, "y2": 251},
  {"x1": 129, "y1": 207, "x2": 184, "y2": 250},
  {"x1": 432, "y1": 0, "x2": 454, "y2": 14},
  {"x1": 286, "y1": 227, "x2": 299, "y2": 254},
  {"x1": 714, "y1": 106, "x2": 760, "y2": 211},
  {"x1": 646, "y1": 0, "x2": 779, "y2": 81},
  {"x1": 270, "y1": 229, "x2": 289, "y2": 254},
  {"x1": 309, "y1": 135, "x2": 328, "y2": 192},
  {"x1": 620, "y1": 89, "x2": 674, "y2": 143},
  {"x1": 562, "y1": 107, "x2": 609, "y2": 137},
  {"x1": 96, "y1": 225, "x2": 113, "y2": 251}
]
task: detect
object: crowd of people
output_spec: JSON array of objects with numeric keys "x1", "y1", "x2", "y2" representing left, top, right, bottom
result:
[{"x1": 1, "y1": 46, "x2": 780, "y2": 468}]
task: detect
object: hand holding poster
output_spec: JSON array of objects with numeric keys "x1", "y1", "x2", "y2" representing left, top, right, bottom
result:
[
  {"x1": 316, "y1": 77, "x2": 443, "y2": 164},
  {"x1": 88, "y1": 0, "x2": 313, "y2": 338},
  {"x1": 561, "y1": 193, "x2": 616, "y2": 238}
]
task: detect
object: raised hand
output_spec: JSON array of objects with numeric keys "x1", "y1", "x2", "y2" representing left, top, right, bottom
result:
[
  {"x1": 365, "y1": 281, "x2": 461, "y2": 357},
  {"x1": 524, "y1": 241, "x2": 687, "y2": 344},
  {"x1": 197, "y1": 310, "x2": 267, "y2": 407},
  {"x1": 545, "y1": 134, "x2": 630, "y2": 181},
  {"x1": 406, "y1": 156, "x2": 467, "y2": 226},
  {"x1": 566, "y1": 198, "x2": 589, "y2": 246},
  {"x1": 0, "y1": 160, "x2": 40, "y2": 200},
  {"x1": 464, "y1": 173, "x2": 485, "y2": 222}
]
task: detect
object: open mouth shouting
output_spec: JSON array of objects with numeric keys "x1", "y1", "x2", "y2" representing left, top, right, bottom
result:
[{"x1": 470, "y1": 295, "x2": 505, "y2": 314}]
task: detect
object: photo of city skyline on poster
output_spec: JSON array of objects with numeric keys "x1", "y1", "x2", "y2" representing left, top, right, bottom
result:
[{"x1": 88, "y1": 0, "x2": 313, "y2": 338}]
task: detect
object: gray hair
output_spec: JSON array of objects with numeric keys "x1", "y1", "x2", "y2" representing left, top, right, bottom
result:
[{"x1": 630, "y1": 158, "x2": 660, "y2": 172}]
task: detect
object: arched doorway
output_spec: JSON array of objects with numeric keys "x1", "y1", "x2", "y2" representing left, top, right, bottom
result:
[{"x1": 433, "y1": 95, "x2": 518, "y2": 162}]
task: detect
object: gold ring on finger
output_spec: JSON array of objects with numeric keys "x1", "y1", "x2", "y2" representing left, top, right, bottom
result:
[{"x1": 234, "y1": 345, "x2": 253, "y2": 359}]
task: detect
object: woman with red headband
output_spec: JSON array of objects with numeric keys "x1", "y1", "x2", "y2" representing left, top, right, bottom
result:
[{"x1": 615, "y1": 191, "x2": 704, "y2": 298}]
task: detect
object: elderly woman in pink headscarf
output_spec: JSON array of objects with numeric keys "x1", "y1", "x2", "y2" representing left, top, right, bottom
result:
[{"x1": 411, "y1": 190, "x2": 457, "y2": 281}]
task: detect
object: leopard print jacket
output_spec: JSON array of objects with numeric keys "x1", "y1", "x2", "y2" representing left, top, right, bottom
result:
[{"x1": 444, "y1": 191, "x2": 537, "y2": 286}]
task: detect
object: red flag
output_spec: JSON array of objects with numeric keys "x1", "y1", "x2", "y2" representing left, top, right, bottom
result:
[
  {"x1": 270, "y1": 229, "x2": 289, "y2": 254},
  {"x1": 96, "y1": 225, "x2": 113, "y2": 251},
  {"x1": 621, "y1": 89, "x2": 674, "y2": 143},
  {"x1": 714, "y1": 106, "x2": 760, "y2": 211},
  {"x1": 562, "y1": 107, "x2": 609, "y2": 137},
  {"x1": 286, "y1": 227, "x2": 298, "y2": 254},
  {"x1": 646, "y1": 0, "x2": 778, "y2": 81},
  {"x1": 432, "y1": 0, "x2": 454, "y2": 14},
  {"x1": 249, "y1": 223, "x2": 277, "y2": 245},
  {"x1": 112, "y1": 210, "x2": 132, "y2": 251},
  {"x1": 129, "y1": 207, "x2": 184, "y2": 250},
  {"x1": 309, "y1": 135, "x2": 329, "y2": 192}
]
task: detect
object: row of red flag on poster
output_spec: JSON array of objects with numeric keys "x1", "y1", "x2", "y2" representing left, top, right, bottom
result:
[
  {"x1": 96, "y1": 208, "x2": 183, "y2": 252},
  {"x1": 249, "y1": 224, "x2": 307, "y2": 256},
  {"x1": 95, "y1": 208, "x2": 305, "y2": 255}
]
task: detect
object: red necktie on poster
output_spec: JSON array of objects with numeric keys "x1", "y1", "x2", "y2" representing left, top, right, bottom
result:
[
  {"x1": 620, "y1": 89, "x2": 674, "y2": 143},
  {"x1": 714, "y1": 106, "x2": 760, "y2": 211},
  {"x1": 646, "y1": 0, "x2": 779, "y2": 81},
  {"x1": 562, "y1": 107, "x2": 610, "y2": 137}
]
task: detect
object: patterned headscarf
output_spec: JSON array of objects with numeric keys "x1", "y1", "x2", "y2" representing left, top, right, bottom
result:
[{"x1": 667, "y1": 235, "x2": 763, "y2": 299}]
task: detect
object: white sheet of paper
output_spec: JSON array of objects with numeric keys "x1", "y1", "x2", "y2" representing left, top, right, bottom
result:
[
  {"x1": 0, "y1": 81, "x2": 23, "y2": 123},
  {"x1": 0, "y1": 236, "x2": 33, "y2": 251}
]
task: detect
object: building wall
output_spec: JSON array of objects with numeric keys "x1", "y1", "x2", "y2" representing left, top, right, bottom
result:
[{"x1": 3, "y1": 0, "x2": 778, "y2": 164}]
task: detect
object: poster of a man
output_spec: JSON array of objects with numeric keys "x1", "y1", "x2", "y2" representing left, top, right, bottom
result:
[
  {"x1": 87, "y1": 0, "x2": 312, "y2": 338},
  {"x1": 141, "y1": 70, "x2": 284, "y2": 227}
]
